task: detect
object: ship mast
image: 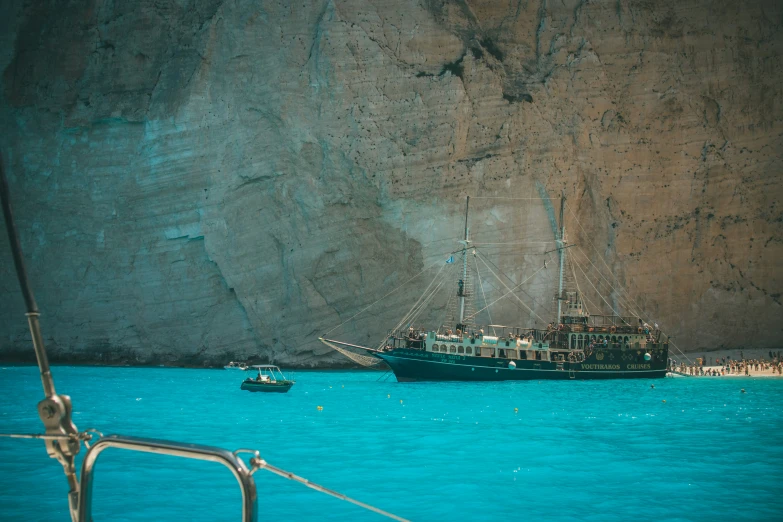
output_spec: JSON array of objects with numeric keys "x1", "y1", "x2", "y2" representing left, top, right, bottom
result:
[
  {"x1": 556, "y1": 191, "x2": 566, "y2": 324},
  {"x1": 457, "y1": 196, "x2": 470, "y2": 332}
]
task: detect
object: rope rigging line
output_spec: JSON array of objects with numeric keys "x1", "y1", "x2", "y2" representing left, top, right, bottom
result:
[
  {"x1": 470, "y1": 253, "x2": 550, "y2": 326},
  {"x1": 570, "y1": 249, "x2": 693, "y2": 365},
  {"x1": 387, "y1": 261, "x2": 460, "y2": 339},
  {"x1": 473, "y1": 247, "x2": 555, "y2": 317},
  {"x1": 464, "y1": 270, "x2": 549, "y2": 322},
  {"x1": 393, "y1": 263, "x2": 452, "y2": 330},
  {"x1": 321, "y1": 250, "x2": 456, "y2": 337},
  {"x1": 666, "y1": 340, "x2": 694, "y2": 365},
  {"x1": 568, "y1": 250, "x2": 595, "y2": 316},
  {"x1": 470, "y1": 197, "x2": 551, "y2": 201},
  {"x1": 436, "y1": 288, "x2": 457, "y2": 334},
  {"x1": 572, "y1": 246, "x2": 687, "y2": 359},
  {"x1": 464, "y1": 247, "x2": 552, "y2": 258},
  {"x1": 464, "y1": 261, "x2": 549, "y2": 323},
  {"x1": 395, "y1": 271, "x2": 453, "y2": 336},
  {"x1": 570, "y1": 247, "x2": 644, "y2": 319},
  {"x1": 566, "y1": 208, "x2": 693, "y2": 363},
  {"x1": 321, "y1": 338, "x2": 385, "y2": 369},
  {"x1": 384, "y1": 261, "x2": 456, "y2": 343},
  {"x1": 472, "y1": 251, "x2": 494, "y2": 335},
  {"x1": 566, "y1": 206, "x2": 651, "y2": 319},
  {"x1": 571, "y1": 246, "x2": 646, "y2": 319},
  {"x1": 471, "y1": 241, "x2": 556, "y2": 246},
  {"x1": 569, "y1": 255, "x2": 624, "y2": 319}
]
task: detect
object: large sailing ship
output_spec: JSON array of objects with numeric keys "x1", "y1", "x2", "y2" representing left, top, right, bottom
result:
[{"x1": 322, "y1": 195, "x2": 669, "y2": 381}]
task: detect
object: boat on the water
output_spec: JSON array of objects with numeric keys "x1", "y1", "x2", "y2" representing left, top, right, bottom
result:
[
  {"x1": 224, "y1": 361, "x2": 248, "y2": 370},
  {"x1": 0, "y1": 151, "x2": 405, "y2": 522},
  {"x1": 241, "y1": 365, "x2": 295, "y2": 392},
  {"x1": 322, "y1": 194, "x2": 670, "y2": 381}
]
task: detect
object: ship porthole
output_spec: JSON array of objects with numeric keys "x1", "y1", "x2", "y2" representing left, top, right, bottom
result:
[
  {"x1": 495, "y1": 369, "x2": 499, "y2": 373},
  {"x1": 471, "y1": 368, "x2": 475, "y2": 371}
]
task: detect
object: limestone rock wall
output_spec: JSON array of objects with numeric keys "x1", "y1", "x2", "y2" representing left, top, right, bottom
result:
[{"x1": 0, "y1": 0, "x2": 781, "y2": 366}]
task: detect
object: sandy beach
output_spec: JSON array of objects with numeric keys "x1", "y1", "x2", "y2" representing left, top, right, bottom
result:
[{"x1": 693, "y1": 366, "x2": 783, "y2": 378}]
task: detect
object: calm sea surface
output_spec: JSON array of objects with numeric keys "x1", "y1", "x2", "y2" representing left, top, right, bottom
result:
[{"x1": 1, "y1": 366, "x2": 781, "y2": 521}]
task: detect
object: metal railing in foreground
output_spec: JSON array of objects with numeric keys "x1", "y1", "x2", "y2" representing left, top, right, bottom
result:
[
  {"x1": 78, "y1": 435, "x2": 259, "y2": 522},
  {"x1": 0, "y1": 154, "x2": 408, "y2": 522}
]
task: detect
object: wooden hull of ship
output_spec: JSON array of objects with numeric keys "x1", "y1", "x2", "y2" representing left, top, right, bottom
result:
[{"x1": 376, "y1": 349, "x2": 667, "y2": 382}]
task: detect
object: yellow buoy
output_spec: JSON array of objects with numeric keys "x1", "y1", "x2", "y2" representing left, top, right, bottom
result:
[
  {"x1": 662, "y1": 400, "x2": 666, "y2": 403},
  {"x1": 317, "y1": 405, "x2": 323, "y2": 411},
  {"x1": 400, "y1": 399, "x2": 403, "y2": 404},
  {"x1": 387, "y1": 394, "x2": 390, "y2": 398},
  {"x1": 514, "y1": 408, "x2": 519, "y2": 413}
]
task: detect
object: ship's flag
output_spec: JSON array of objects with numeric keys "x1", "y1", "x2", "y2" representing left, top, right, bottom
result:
[{"x1": 446, "y1": 255, "x2": 455, "y2": 264}]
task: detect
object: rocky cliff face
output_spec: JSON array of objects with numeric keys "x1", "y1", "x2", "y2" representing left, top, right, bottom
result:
[{"x1": 1, "y1": 0, "x2": 781, "y2": 366}]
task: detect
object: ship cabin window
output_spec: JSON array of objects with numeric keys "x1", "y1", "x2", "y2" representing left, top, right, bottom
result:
[
  {"x1": 570, "y1": 336, "x2": 576, "y2": 349},
  {"x1": 466, "y1": 347, "x2": 472, "y2": 355},
  {"x1": 624, "y1": 336, "x2": 629, "y2": 344},
  {"x1": 611, "y1": 335, "x2": 617, "y2": 344},
  {"x1": 458, "y1": 346, "x2": 464, "y2": 354},
  {"x1": 432, "y1": 344, "x2": 439, "y2": 352},
  {"x1": 449, "y1": 345, "x2": 457, "y2": 353},
  {"x1": 439, "y1": 345, "x2": 446, "y2": 353}
]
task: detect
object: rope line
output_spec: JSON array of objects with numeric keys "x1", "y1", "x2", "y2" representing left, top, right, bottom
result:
[
  {"x1": 570, "y1": 255, "x2": 623, "y2": 319},
  {"x1": 474, "y1": 247, "x2": 555, "y2": 317},
  {"x1": 470, "y1": 197, "x2": 549, "y2": 200},
  {"x1": 472, "y1": 253, "x2": 549, "y2": 325},
  {"x1": 568, "y1": 251, "x2": 590, "y2": 315},
  {"x1": 566, "y1": 207, "x2": 651, "y2": 320},
  {"x1": 566, "y1": 208, "x2": 693, "y2": 364},
  {"x1": 572, "y1": 247, "x2": 647, "y2": 319},
  {"x1": 464, "y1": 261, "x2": 549, "y2": 323},
  {"x1": 473, "y1": 252, "x2": 494, "y2": 335},
  {"x1": 471, "y1": 241, "x2": 556, "y2": 246},
  {"x1": 571, "y1": 247, "x2": 642, "y2": 319},
  {"x1": 322, "y1": 252, "x2": 455, "y2": 337},
  {"x1": 385, "y1": 261, "x2": 453, "y2": 338}
]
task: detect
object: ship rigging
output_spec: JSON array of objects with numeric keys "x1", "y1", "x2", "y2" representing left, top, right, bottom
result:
[
  {"x1": 322, "y1": 193, "x2": 688, "y2": 381},
  {"x1": 0, "y1": 155, "x2": 408, "y2": 522}
]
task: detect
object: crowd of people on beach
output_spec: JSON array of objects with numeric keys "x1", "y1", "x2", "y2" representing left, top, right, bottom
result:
[{"x1": 669, "y1": 351, "x2": 783, "y2": 377}]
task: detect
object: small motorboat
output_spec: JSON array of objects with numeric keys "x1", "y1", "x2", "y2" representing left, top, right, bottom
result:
[
  {"x1": 224, "y1": 361, "x2": 248, "y2": 370},
  {"x1": 241, "y1": 365, "x2": 295, "y2": 393}
]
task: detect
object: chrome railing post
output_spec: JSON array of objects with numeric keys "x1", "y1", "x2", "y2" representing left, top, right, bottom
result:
[{"x1": 77, "y1": 435, "x2": 258, "y2": 522}]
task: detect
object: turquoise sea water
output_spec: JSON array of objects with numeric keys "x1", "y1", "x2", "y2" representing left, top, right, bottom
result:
[{"x1": 1, "y1": 366, "x2": 782, "y2": 521}]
